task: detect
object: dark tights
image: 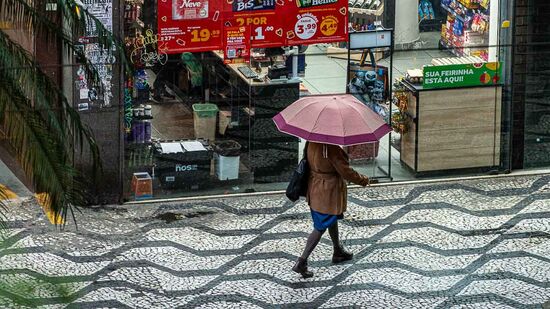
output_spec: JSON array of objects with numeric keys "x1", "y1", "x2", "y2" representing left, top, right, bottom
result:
[{"x1": 300, "y1": 222, "x2": 342, "y2": 260}]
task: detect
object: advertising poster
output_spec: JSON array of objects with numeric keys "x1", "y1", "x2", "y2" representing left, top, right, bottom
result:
[
  {"x1": 223, "y1": 26, "x2": 250, "y2": 64},
  {"x1": 157, "y1": 0, "x2": 223, "y2": 53},
  {"x1": 286, "y1": 0, "x2": 348, "y2": 45},
  {"x1": 158, "y1": 0, "x2": 348, "y2": 54},
  {"x1": 222, "y1": 0, "x2": 284, "y2": 48}
]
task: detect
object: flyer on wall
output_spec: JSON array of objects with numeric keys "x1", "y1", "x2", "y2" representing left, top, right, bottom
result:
[{"x1": 223, "y1": 26, "x2": 251, "y2": 64}]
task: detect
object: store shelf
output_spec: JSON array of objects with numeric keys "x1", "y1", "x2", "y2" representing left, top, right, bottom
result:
[
  {"x1": 440, "y1": 39, "x2": 465, "y2": 57},
  {"x1": 441, "y1": 3, "x2": 466, "y2": 22},
  {"x1": 132, "y1": 115, "x2": 154, "y2": 120},
  {"x1": 128, "y1": 19, "x2": 144, "y2": 29},
  {"x1": 126, "y1": 141, "x2": 154, "y2": 149},
  {"x1": 349, "y1": 3, "x2": 384, "y2": 16}
]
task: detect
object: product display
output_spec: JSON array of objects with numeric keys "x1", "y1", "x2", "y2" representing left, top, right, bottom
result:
[
  {"x1": 348, "y1": 0, "x2": 384, "y2": 32},
  {"x1": 419, "y1": 0, "x2": 435, "y2": 21},
  {"x1": 440, "y1": 0, "x2": 490, "y2": 61}
]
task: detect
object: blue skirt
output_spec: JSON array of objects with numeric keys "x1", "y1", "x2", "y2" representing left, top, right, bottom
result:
[{"x1": 310, "y1": 209, "x2": 343, "y2": 231}]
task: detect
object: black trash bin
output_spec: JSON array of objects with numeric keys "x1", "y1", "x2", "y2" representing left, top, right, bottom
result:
[
  {"x1": 154, "y1": 140, "x2": 213, "y2": 189},
  {"x1": 212, "y1": 140, "x2": 241, "y2": 181}
]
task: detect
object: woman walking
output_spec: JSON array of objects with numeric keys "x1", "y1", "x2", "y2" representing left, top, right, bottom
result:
[{"x1": 292, "y1": 142, "x2": 370, "y2": 278}]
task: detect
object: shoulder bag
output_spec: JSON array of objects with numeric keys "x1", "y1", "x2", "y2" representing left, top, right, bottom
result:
[{"x1": 286, "y1": 142, "x2": 310, "y2": 202}]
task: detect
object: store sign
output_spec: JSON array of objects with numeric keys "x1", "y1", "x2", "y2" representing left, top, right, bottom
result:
[
  {"x1": 157, "y1": 0, "x2": 348, "y2": 54},
  {"x1": 423, "y1": 62, "x2": 502, "y2": 89}
]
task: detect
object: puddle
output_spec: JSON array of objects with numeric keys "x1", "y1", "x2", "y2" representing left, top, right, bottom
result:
[{"x1": 155, "y1": 210, "x2": 216, "y2": 223}]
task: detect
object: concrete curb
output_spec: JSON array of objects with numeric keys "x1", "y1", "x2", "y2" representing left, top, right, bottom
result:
[{"x1": 125, "y1": 169, "x2": 550, "y2": 205}]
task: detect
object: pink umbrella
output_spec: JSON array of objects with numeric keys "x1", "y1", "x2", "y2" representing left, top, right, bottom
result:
[{"x1": 273, "y1": 94, "x2": 391, "y2": 146}]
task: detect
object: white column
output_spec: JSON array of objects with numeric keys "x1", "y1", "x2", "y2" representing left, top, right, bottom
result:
[
  {"x1": 394, "y1": 0, "x2": 420, "y2": 46},
  {"x1": 488, "y1": 0, "x2": 500, "y2": 62}
]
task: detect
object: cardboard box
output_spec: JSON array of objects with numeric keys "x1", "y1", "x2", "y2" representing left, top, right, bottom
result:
[{"x1": 218, "y1": 110, "x2": 232, "y2": 135}]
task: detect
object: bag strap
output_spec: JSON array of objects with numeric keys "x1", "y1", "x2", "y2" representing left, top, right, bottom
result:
[{"x1": 303, "y1": 141, "x2": 309, "y2": 160}]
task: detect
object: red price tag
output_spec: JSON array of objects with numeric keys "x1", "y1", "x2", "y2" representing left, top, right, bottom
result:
[
  {"x1": 286, "y1": 0, "x2": 348, "y2": 45},
  {"x1": 158, "y1": 0, "x2": 223, "y2": 53}
]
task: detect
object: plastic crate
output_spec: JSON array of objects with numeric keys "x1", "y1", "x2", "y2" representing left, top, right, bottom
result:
[{"x1": 154, "y1": 140, "x2": 213, "y2": 189}]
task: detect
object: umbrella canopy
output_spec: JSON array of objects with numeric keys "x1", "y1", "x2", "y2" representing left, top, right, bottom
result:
[{"x1": 273, "y1": 94, "x2": 392, "y2": 146}]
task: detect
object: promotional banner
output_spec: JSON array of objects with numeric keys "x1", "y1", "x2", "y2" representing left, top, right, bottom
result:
[
  {"x1": 286, "y1": 0, "x2": 348, "y2": 46},
  {"x1": 157, "y1": 0, "x2": 223, "y2": 53},
  {"x1": 223, "y1": 1, "x2": 284, "y2": 48},
  {"x1": 423, "y1": 62, "x2": 502, "y2": 89},
  {"x1": 223, "y1": 26, "x2": 251, "y2": 64},
  {"x1": 158, "y1": 0, "x2": 348, "y2": 54}
]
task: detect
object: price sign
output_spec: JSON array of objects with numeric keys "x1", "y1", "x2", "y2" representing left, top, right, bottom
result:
[
  {"x1": 286, "y1": 0, "x2": 348, "y2": 45},
  {"x1": 221, "y1": 1, "x2": 285, "y2": 48},
  {"x1": 157, "y1": 0, "x2": 347, "y2": 54},
  {"x1": 158, "y1": 0, "x2": 223, "y2": 53}
]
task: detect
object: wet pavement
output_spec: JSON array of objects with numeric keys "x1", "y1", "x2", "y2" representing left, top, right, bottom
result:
[{"x1": 1, "y1": 174, "x2": 549, "y2": 308}]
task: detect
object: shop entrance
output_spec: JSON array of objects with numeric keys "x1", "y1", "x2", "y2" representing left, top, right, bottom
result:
[{"x1": 123, "y1": 0, "x2": 514, "y2": 201}]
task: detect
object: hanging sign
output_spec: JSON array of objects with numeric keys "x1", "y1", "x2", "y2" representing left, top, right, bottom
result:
[
  {"x1": 157, "y1": 0, "x2": 223, "y2": 53},
  {"x1": 286, "y1": 0, "x2": 348, "y2": 45},
  {"x1": 223, "y1": 2, "x2": 285, "y2": 48},
  {"x1": 158, "y1": 0, "x2": 348, "y2": 54},
  {"x1": 423, "y1": 62, "x2": 502, "y2": 89},
  {"x1": 223, "y1": 26, "x2": 251, "y2": 64}
]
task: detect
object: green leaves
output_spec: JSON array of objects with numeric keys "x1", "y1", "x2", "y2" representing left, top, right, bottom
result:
[{"x1": 0, "y1": 0, "x2": 128, "y2": 225}]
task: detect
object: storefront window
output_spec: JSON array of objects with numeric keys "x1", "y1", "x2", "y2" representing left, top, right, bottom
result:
[
  {"x1": 123, "y1": 0, "x2": 515, "y2": 201},
  {"x1": 521, "y1": 0, "x2": 550, "y2": 168}
]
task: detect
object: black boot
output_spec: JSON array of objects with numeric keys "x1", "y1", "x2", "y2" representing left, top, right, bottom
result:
[
  {"x1": 292, "y1": 257, "x2": 314, "y2": 278},
  {"x1": 332, "y1": 246, "x2": 354, "y2": 264},
  {"x1": 329, "y1": 222, "x2": 353, "y2": 264},
  {"x1": 293, "y1": 229, "x2": 325, "y2": 278}
]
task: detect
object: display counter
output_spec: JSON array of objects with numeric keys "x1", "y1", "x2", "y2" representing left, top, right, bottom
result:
[
  {"x1": 400, "y1": 81, "x2": 502, "y2": 174},
  {"x1": 206, "y1": 52, "x2": 300, "y2": 183}
]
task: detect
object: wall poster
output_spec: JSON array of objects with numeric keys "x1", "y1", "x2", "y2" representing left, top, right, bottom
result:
[{"x1": 76, "y1": 0, "x2": 114, "y2": 109}]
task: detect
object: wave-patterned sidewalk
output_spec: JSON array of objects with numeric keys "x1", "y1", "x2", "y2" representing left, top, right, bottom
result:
[{"x1": 0, "y1": 175, "x2": 549, "y2": 308}]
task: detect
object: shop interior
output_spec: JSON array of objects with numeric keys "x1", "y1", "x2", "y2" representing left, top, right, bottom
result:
[{"x1": 124, "y1": 0, "x2": 506, "y2": 201}]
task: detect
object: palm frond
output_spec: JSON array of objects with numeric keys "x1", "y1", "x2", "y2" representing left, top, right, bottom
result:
[
  {"x1": 0, "y1": 187, "x2": 8, "y2": 233},
  {"x1": 0, "y1": 33, "x2": 98, "y2": 224},
  {"x1": 0, "y1": 83, "x2": 87, "y2": 224},
  {"x1": 0, "y1": 30, "x2": 100, "y2": 170}
]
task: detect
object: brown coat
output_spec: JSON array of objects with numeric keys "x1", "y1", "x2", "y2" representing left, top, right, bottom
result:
[{"x1": 306, "y1": 142, "x2": 370, "y2": 215}]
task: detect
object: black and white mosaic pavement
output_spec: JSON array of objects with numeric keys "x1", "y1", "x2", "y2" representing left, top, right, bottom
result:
[{"x1": 1, "y1": 175, "x2": 549, "y2": 308}]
